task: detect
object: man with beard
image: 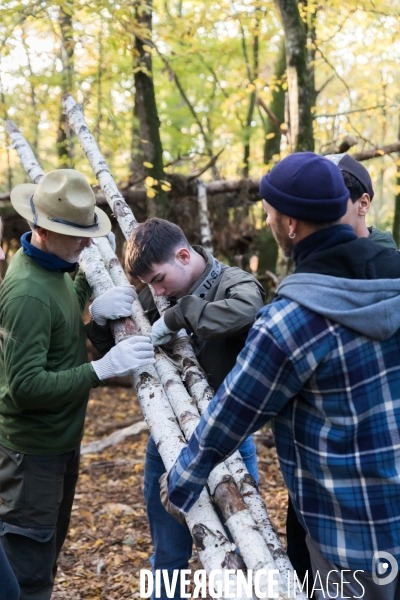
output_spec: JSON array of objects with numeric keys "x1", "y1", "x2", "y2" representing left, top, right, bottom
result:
[
  {"x1": 285, "y1": 153, "x2": 398, "y2": 593},
  {"x1": 162, "y1": 152, "x2": 400, "y2": 600}
]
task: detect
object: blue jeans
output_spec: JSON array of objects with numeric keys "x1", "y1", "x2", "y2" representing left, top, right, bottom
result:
[{"x1": 143, "y1": 435, "x2": 259, "y2": 600}]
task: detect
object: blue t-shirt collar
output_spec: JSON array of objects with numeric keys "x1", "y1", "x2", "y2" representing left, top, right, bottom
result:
[{"x1": 21, "y1": 232, "x2": 77, "y2": 273}]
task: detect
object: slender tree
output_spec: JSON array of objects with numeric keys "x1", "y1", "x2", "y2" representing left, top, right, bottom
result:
[
  {"x1": 274, "y1": 0, "x2": 314, "y2": 152},
  {"x1": 263, "y1": 39, "x2": 286, "y2": 163},
  {"x1": 242, "y1": 9, "x2": 260, "y2": 178},
  {"x1": 133, "y1": 0, "x2": 168, "y2": 218},
  {"x1": 392, "y1": 110, "x2": 400, "y2": 246},
  {"x1": 56, "y1": 3, "x2": 75, "y2": 167}
]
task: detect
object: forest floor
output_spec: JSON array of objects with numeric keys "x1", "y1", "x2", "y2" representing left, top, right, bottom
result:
[{"x1": 51, "y1": 385, "x2": 289, "y2": 600}]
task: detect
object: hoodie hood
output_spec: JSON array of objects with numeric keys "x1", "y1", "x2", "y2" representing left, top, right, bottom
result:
[{"x1": 277, "y1": 273, "x2": 400, "y2": 341}]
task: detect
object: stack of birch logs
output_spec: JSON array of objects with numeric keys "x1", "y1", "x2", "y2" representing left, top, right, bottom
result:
[{"x1": 5, "y1": 96, "x2": 306, "y2": 600}]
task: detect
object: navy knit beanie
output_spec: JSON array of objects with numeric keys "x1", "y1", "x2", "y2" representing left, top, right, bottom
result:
[{"x1": 259, "y1": 152, "x2": 350, "y2": 222}]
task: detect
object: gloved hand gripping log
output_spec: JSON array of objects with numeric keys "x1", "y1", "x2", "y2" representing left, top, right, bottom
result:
[{"x1": 7, "y1": 111, "x2": 305, "y2": 600}]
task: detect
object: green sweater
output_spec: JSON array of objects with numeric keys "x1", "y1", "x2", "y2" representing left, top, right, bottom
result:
[{"x1": 0, "y1": 249, "x2": 100, "y2": 454}]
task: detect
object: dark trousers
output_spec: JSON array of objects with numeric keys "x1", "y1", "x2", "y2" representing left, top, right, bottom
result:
[
  {"x1": 0, "y1": 444, "x2": 80, "y2": 600},
  {"x1": 0, "y1": 543, "x2": 19, "y2": 600},
  {"x1": 286, "y1": 497, "x2": 313, "y2": 598}
]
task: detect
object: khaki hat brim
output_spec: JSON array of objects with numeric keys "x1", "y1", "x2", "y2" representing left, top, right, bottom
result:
[{"x1": 10, "y1": 183, "x2": 111, "y2": 238}]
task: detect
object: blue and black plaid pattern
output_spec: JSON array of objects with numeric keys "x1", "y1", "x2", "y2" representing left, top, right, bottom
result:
[{"x1": 168, "y1": 298, "x2": 400, "y2": 572}]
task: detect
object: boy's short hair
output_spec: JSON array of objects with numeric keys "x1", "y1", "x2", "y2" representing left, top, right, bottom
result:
[
  {"x1": 342, "y1": 171, "x2": 367, "y2": 204},
  {"x1": 125, "y1": 217, "x2": 190, "y2": 279}
]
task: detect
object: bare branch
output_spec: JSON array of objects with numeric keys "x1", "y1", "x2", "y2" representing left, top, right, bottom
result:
[
  {"x1": 315, "y1": 46, "x2": 352, "y2": 98},
  {"x1": 352, "y1": 142, "x2": 400, "y2": 161},
  {"x1": 316, "y1": 104, "x2": 399, "y2": 119},
  {"x1": 187, "y1": 148, "x2": 224, "y2": 181},
  {"x1": 81, "y1": 421, "x2": 148, "y2": 455},
  {"x1": 257, "y1": 96, "x2": 286, "y2": 133}
]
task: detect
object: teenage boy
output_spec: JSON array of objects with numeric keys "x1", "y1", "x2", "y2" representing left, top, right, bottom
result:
[{"x1": 125, "y1": 217, "x2": 266, "y2": 600}]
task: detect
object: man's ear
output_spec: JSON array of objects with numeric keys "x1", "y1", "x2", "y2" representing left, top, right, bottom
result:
[
  {"x1": 35, "y1": 226, "x2": 50, "y2": 241},
  {"x1": 175, "y1": 247, "x2": 191, "y2": 265},
  {"x1": 358, "y1": 193, "x2": 371, "y2": 217},
  {"x1": 288, "y1": 217, "x2": 298, "y2": 237}
]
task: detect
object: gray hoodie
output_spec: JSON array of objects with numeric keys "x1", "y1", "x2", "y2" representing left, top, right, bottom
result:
[{"x1": 277, "y1": 273, "x2": 400, "y2": 341}]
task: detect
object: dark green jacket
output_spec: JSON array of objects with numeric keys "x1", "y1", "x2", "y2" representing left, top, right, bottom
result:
[
  {"x1": 141, "y1": 246, "x2": 266, "y2": 391},
  {"x1": 0, "y1": 249, "x2": 100, "y2": 455},
  {"x1": 368, "y1": 226, "x2": 398, "y2": 250}
]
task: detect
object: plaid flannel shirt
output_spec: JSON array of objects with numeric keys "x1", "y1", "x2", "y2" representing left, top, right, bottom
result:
[{"x1": 168, "y1": 297, "x2": 400, "y2": 573}]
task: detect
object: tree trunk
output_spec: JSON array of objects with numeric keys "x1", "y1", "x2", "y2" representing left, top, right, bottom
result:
[
  {"x1": 392, "y1": 113, "x2": 400, "y2": 246},
  {"x1": 62, "y1": 93, "x2": 170, "y2": 315},
  {"x1": 197, "y1": 180, "x2": 213, "y2": 251},
  {"x1": 57, "y1": 4, "x2": 75, "y2": 167},
  {"x1": 242, "y1": 10, "x2": 260, "y2": 178},
  {"x1": 133, "y1": 0, "x2": 168, "y2": 218},
  {"x1": 8, "y1": 119, "x2": 302, "y2": 596},
  {"x1": 274, "y1": 0, "x2": 314, "y2": 152},
  {"x1": 263, "y1": 39, "x2": 286, "y2": 163},
  {"x1": 81, "y1": 246, "x2": 253, "y2": 588}
]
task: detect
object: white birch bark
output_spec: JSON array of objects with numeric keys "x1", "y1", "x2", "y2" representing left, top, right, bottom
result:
[
  {"x1": 62, "y1": 95, "x2": 138, "y2": 241},
  {"x1": 62, "y1": 94, "x2": 217, "y2": 418},
  {"x1": 197, "y1": 179, "x2": 214, "y2": 252},
  {"x1": 6, "y1": 121, "x2": 45, "y2": 184},
  {"x1": 62, "y1": 93, "x2": 170, "y2": 315},
  {"x1": 157, "y1": 354, "x2": 288, "y2": 598}
]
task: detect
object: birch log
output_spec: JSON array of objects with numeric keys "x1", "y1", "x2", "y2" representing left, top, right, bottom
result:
[
  {"x1": 94, "y1": 237, "x2": 296, "y2": 598},
  {"x1": 5, "y1": 121, "x2": 45, "y2": 184},
  {"x1": 62, "y1": 93, "x2": 169, "y2": 317},
  {"x1": 197, "y1": 179, "x2": 214, "y2": 252}
]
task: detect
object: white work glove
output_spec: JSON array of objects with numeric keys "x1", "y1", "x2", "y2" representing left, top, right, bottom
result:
[
  {"x1": 91, "y1": 336, "x2": 155, "y2": 380},
  {"x1": 151, "y1": 315, "x2": 176, "y2": 345},
  {"x1": 159, "y1": 473, "x2": 186, "y2": 525},
  {"x1": 89, "y1": 286, "x2": 137, "y2": 326}
]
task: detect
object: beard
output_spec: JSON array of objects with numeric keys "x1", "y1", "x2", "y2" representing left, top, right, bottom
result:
[{"x1": 270, "y1": 215, "x2": 295, "y2": 257}]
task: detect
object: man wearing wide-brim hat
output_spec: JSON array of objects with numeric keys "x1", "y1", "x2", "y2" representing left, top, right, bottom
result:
[{"x1": 0, "y1": 169, "x2": 155, "y2": 600}]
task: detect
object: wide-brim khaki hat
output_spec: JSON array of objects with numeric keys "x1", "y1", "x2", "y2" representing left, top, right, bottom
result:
[{"x1": 10, "y1": 169, "x2": 111, "y2": 238}]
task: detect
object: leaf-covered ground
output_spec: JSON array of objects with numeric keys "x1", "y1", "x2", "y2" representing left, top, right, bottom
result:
[{"x1": 51, "y1": 386, "x2": 288, "y2": 600}]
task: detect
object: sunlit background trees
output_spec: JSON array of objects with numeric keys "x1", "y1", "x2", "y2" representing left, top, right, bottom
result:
[{"x1": 1, "y1": 0, "x2": 399, "y2": 270}]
